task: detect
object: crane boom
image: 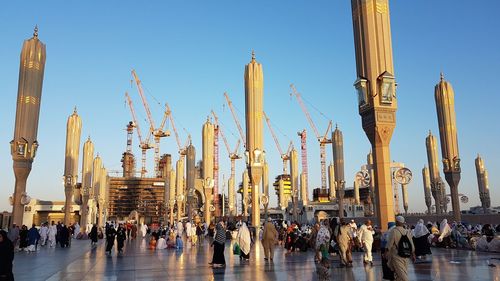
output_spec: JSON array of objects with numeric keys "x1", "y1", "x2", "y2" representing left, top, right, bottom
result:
[
  {"x1": 223, "y1": 92, "x2": 246, "y2": 148},
  {"x1": 125, "y1": 92, "x2": 143, "y2": 144},
  {"x1": 131, "y1": 69, "x2": 156, "y2": 130},
  {"x1": 263, "y1": 111, "x2": 284, "y2": 156},
  {"x1": 166, "y1": 103, "x2": 182, "y2": 150},
  {"x1": 211, "y1": 111, "x2": 231, "y2": 155},
  {"x1": 290, "y1": 84, "x2": 321, "y2": 140}
]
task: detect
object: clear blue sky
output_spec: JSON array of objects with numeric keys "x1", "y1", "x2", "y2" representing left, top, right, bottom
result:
[{"x1": 1, "y1": 0, "x2": 499, "y2": 213}]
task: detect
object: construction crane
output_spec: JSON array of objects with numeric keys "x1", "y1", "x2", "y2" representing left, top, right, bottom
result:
[
  {"x1": 290, "y1": 84, "x2": 333, "y2": 191},
  {"x1": 211, "y1": 110, "x2": 241, "y2": 181},
  {"x1": 131, "y1": 69, "x2": 170, "y2": 177},
  {"x1": 125, "y1": 92, "x2": 153, "y2": 177},
  {"x1": 297, "y1": 129, "x2": 308, "y2": 184},
  {"x1": 223, "y1": 92, "x2": 246, "y2": 148},
  {"x1": 263, "y1": 111, "x2": 293, "y2": 174},
  {"x1": 166, "y1": 103, "x2": 190, "y2": 157}
]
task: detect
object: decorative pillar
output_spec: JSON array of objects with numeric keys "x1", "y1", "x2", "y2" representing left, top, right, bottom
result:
[
  {"x1": 81, "y1": 137, "x2": 94, "y2": 231},
  {"x1": 332, "y1": 125, "x2": 345, "y2": 218},
  {"x1": 228, "y1": 176, "x2": 235, "y2": 216},
  {"x1": 202, "y1": 119, "x2": 214, "y2": 224},
  {"x1": 169, "y1": 169, "x2": 176, "y2": 225},
  {"x1": 367, "y1": 150, "x2": 376, "y2": 216},
  {"x1": 175, "y1": 158, "x2": 185, "y2": 221},
  {"x1": 353, "y1": 180, "x2": 360, "y2": 205},
  {"x1": 10, "y1": 26, "x2": 46, "y2": 226},
  {"x1": 475, "y1": 155, "x2": 490, "y2": 213},
  {"x1": 242, "y1": 170, "x2": 249, "y2": 218},
  {"x1": 244, "y1": 51, "x2": 264, "y2": 230},
  {"x1": 422, "y1": 166, "x2": 432, "y2": 215},
  {"x1": 92, "y1": 155, "x2": 102, "y2": 225},
  {"x1": 328, "y1": 163, "x2": 336, "y2": 201},
  {"x1": 290, "y1": 148, "x2": 299, "y2": 221},
  {"x1": 63, "y1": 108, "x2": 82, "y2": 225},
  {"x1": 262, "y1": 161, "x2": 269, "y2": 219},
  {"x1": 351, "y1": 0, "x2": 398, "y2": 230},
  {"x1": 426, "y1": 131, "x2": 444, "y2": 214},
  {"x1": 186, "y1": 143, "x2": 196, "y2": 221},
  {"x1": 435, "y1": 74, "x2": 462, "y2": 221},
  {"x1": 300, "y1": 172, "x2": 308, "y2": 206}
]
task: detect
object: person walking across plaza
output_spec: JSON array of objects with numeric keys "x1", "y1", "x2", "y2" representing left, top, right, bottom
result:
[
  {"x1": 48, "y1": 221, "x2": 57, "y2": 248},
  {"x1": 39, "y1": 223, "x2": 48, "y2": 246},
  {"x1": 386, "y1": 216, "x2": 415, "y2": 281},
  {"x1": 358, "y1": 220, "x2": 375, "y2": 265},
  {"x1": 237, "y1": 222, "x2": 252, "y2": 262},
  {"x1": 315, "y1": 220, "x2": 331, "y2": 263},
  {"x1": 262, "y1": 218, "x2": 278, "y2": 261},
  {"x1": 337, "y1": 220, "x2": 353, "y2": 267},
  {"x1": 412, "y1": 219, "x2": 431, "y2": 260},
  {"x1": 90, "y1": 224, "x2": 99, "y2": 246},
  {"x1": 27, "y1": 224, "x2": 40, "y2": 252},
  {"x1": 186, "y1": 220, "x2": 192, "y2": 242},
  {"x1": 211, "y1": 221, "x2": 226, "y2": 267},
  {"x1": 105, "y1": 223, "x2": 116, "y2": 254},
  {"x1": 7, "y1": 224, "x2": 19, "y2": 251},
  {"x1": 116, "y1": 223, "x2": 126, "y2": 253},
  {"x1": 0, "y1": 230, "x2": 14, "y2": 281}
]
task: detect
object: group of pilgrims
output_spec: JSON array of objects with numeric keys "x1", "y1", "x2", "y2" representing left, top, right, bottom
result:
[{"x1": 0, "y1": 216, "x2": 499, "y2": 281}]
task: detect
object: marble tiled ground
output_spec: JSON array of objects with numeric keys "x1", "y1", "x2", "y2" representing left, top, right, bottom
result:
[{"x1": 12, "y1": 237, "x2": 500, "y2": 281}]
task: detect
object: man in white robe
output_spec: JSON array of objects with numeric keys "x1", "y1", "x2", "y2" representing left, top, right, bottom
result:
[
  {"x1": 48, "y1": 221, "x2": 57, "y2": 248},
  {"x1": 186, "y1": 221, "x2": 192, "y2": 242},
  {"x1": 74, "y1": 222, "x2": 81, "y2": 239},
  {"x1": 156, "y1": 236, "x2": 167, "y2": 249},
  {"x1": 177, "y1": 221, "x2": 184, "y2": 238},
  {"x1": 39, "y1": 223, "x2": 48, "y2": 246}
]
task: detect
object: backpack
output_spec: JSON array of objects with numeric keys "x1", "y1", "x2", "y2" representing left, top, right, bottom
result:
[{"x1": 397, "y1": 229, "x2": 412, "y2": 258}]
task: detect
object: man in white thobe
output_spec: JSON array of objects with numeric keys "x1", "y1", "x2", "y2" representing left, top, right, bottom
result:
[
  {"x1": 48, "y1": 221, "x2": 57, "y2": 248},
  {"x1": 39, "y1": 223, "x2": 49, "y2": 246},
  {"x1": 358, "y1": 220, "x2": 375, "y2": 265},
  {"x1": 177, "y1": 221, "x2": 184, "y2": 238}
]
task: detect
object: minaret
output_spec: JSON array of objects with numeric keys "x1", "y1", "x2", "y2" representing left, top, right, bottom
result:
[
  {"x1": 435, "y1": 73, "x2": 462, "y2": 221},
  {"x1": 202, "y1": 118, "x2": 214, "y2": 223},
  {"x1": 422, "y1": 166, "x2": 432, "y2": 215},
  {"x1": 332, "y1": 125, "x2": 345, "y2": 218},
  {"x1": 63, "y1": 108, "x2": 82, "y2": 225},
  {"x1": 244, "y1": 51, "x2": 264, "y2": 229},
  {"x1": 475, "y1": 155, "x2": 491, "y2": 213},
  {"x1": 81, "y1": 137, "x2": 94, "y2": 231},
  {"x1": 290, "y1": 148, "x2": 299, "y2": 221},
  {"x1": 426, "y1": 131, "x2": 444, "y2": 214},
  {"x1": 10, "y1": 26, "x2": 47, "y2": 226},
  {"x1": 351, "y1": 0, "x2": 397, "y2": 230}
]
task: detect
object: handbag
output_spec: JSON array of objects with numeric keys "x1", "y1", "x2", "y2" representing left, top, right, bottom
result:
[{"x1": 233, "y1": 243, "x2": 241, "y2": 255}]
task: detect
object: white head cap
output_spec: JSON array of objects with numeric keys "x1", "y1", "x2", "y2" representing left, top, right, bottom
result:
[{"x1": 396, "y1": 216, "x2": 405, "y2": 223}]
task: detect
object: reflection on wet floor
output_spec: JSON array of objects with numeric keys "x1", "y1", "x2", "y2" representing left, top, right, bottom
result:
[{"x1": 12, "y1": 237, "x2": 500, "y2": 281}]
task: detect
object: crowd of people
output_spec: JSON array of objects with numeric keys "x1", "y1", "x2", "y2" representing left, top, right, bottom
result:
[{"x1": 0, "y1": 217, "x2": 498, "y2": 281}]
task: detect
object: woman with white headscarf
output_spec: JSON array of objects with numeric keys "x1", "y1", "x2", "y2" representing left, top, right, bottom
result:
[
  {"x1": 412, "y1": 219, "x2": 431, "y2": 259},
  {"x1": 237, "y1": 222, "x2": 252, "y2": 261},
  {"x1": 438, "y1": 219, "x2": 452, "y2": 248}
]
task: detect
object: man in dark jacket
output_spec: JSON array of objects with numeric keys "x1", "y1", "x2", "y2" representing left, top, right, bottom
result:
[{"x1": 116, "y1": 224, "x2": 126, "y2": 253}]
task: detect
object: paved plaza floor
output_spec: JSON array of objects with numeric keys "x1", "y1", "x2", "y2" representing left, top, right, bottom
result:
[{"x1": 12, "y1": 237, "x2": 500, "y2": 281}]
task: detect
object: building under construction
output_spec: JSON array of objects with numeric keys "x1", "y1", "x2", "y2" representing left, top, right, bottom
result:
[{"x1": 107, "y1": 152, "x2": 171, "y2": 224}]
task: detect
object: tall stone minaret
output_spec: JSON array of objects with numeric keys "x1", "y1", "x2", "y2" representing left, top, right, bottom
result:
[
  {"x1": 435, "y1": 73, "x2": 461, "y2": 221},
  {"x1": 475, "y1": 155, "x2": 491, "y2": 213},
  {"x1": 10, "y1": 26, "x2": 47, "y2": 226},
  {"x1": 244, "y1": 51, "x2": 264, "y2": 229},
  {"x1": 351, "y1": 0, "x2": 397, "y2": 230},
  {"x1": 63, "y1": 108, "x2": 82, "y2": 225}
]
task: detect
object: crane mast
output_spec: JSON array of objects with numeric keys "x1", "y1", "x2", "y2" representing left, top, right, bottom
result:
[
  {"x1": 125, "y1": 92, "x2": 153, "y2": 177},
  {"x1": 211, "y1": 110, "x2": 241, "y2": 181},
  {"x1": 290, "y1": 84, "x2": 332, "y2": 191}
]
